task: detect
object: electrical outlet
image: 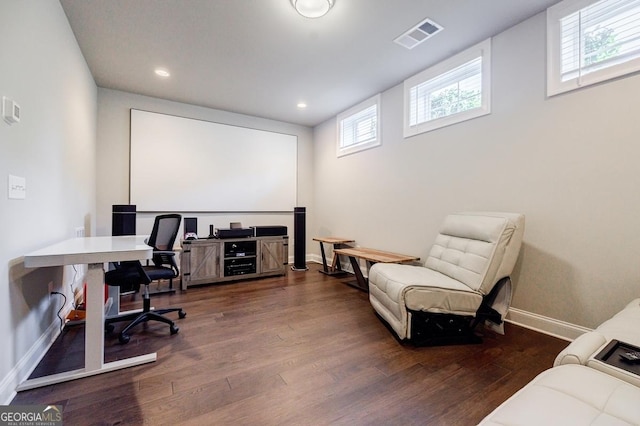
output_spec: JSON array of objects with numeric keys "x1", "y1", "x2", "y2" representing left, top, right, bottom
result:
[
  {"x1": 8, "y1": 175, "x2": 26, "y2": 199},
  {"x1": 75, "y1": 227, "x2": 85, "y2": 238}
]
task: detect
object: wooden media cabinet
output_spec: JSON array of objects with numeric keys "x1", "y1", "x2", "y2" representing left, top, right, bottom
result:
[{"x1": 180, "y1": 235, "x2": 288, "y2": 289}]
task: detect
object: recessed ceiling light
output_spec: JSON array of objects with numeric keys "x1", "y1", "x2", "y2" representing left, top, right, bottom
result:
[
  {"x1": 154, "y1": 68, "x2": 170, "y2": 77},
  {"x1": 297, "y1": 102, "x2": 307, "y2": 109}
]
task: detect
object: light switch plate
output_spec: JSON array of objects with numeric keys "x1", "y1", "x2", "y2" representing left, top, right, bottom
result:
[
  {"x1": 3, "y1": 96, "x2": 20, "y2": 124},
  {"x1": 8, "y1": 174, "x2": 26, "y2": 199}
]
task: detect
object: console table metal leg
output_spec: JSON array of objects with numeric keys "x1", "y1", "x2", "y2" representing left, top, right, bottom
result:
[
  {"x1": 319, "y1": 241, "x2": 330, "y2": 273},
  {"x1": 333, "y1": 243, "x2": 347, "y2": 272},
  {"x1": 318, "y1": 242, "x2": 350, "y2": 276},
  {"x1": 346, "y1": 256, "x2": 368, "y2": 292}
]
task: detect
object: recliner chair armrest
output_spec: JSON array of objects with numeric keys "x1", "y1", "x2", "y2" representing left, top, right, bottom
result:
[{"x1": 553, "y1": 331, "x2": 607, "y2": 366}]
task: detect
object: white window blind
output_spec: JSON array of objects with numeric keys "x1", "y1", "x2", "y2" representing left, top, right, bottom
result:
[
  {"x1": 548, "y1": 0, "x2": 640, "y2": 95},
  {"x1": 403, "y1": 38, "x2": 491, "y2": 138},
  {"x1": 336, "y1": 94, "x2": 381, "y2": 157},
  {"x1": 340, "y1": 103, "x2": 377, "y2": 148}
]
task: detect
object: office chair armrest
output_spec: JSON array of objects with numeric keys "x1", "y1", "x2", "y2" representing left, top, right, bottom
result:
[{"x1": 151, "y1": 251, "x2": 179, "y2": 275}]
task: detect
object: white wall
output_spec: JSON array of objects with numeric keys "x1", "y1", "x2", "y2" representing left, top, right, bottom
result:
[
  {"x1": 0, "y1": 1, "x2": 97, "y2": 403},
  {"x1": 96, "y1": 89, "x2": 314, "y2": 260},
  {"x1": 312, "y1": 12, "x2": 640, "y2": 333}
]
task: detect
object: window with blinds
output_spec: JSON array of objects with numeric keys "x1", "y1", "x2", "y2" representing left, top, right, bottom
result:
[
  {"x1": 403, "y1": 39, "x2": 491, "y2": 138},
  {"x1": 408, "y1": 58, "x2": 482, "y2": 126},
  {"x1": 548, "y1": 0, "x2": 640, "y2": 96},
  {"x1": 336, "y1": 94, "x2": 381, "y2": 157}
]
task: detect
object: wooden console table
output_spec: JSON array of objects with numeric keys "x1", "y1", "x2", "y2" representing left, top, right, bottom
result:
[
  {"x1": 313, "y1": 237, "x2": 354, "y2": 276},
  {"x1": 333, "y1": 247, "x2": 419, "y2": 292}
]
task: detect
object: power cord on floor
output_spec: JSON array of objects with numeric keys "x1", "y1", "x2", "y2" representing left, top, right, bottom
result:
[
  {"x1": 71, "y1": 264, "x2": 80, "y2": 309},
  {"x1": 50, "y1": 291, "x2": 67, "y2": 332}
]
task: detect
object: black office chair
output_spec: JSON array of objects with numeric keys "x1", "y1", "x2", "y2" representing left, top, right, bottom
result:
[{"x1": 105, "y1": 213, "x2": 186, "y2": 344}]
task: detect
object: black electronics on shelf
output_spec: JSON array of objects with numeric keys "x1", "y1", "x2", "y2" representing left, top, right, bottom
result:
[
  {"x1": 252, "y1": 225, "x2": 288, "y2": 237},
  {"x1": 216, "y1": 228, "x2": 254, "y2": 239},
  {"x1": 224, "y1": 240, "x2": 257, "y2": 257},
  {"x1": 223, "y1": 240, "x2": 257, "y2": 276}
]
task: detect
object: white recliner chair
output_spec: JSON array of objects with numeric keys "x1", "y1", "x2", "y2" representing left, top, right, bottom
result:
[{"x1": 368, "y1": 212, "x2": 525, "y2": 345}]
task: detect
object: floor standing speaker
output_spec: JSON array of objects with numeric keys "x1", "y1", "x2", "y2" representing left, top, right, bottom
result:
[
  {"x1": 112, "y1": 204, "x2": 136, "y2": 236},
  {"x1": 292, "y1": 207, "x2": 308, "y2": 271}
]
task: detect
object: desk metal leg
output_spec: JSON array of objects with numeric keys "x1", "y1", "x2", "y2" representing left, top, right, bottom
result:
[
  {"x1": 17, "y1": 262, "x2": 156, "y2": 391},
  {"x1": 85, "y1": 263, "x2": 105, "y2": 370}
]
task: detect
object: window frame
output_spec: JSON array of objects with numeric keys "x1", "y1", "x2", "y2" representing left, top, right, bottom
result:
[
  {"x1": 547, "y1": 0, "x2": 640, "y2": 96},
  {"x1": 403, "y1": 38, "x2": 492, "y2": 138},
  {"x1": 336, "y1": 94, "x2": 381, "y2": 157}
]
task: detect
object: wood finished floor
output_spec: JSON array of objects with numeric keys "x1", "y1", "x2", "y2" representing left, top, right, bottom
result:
[{"x1": 12, "y1": 263, "x2": 568, "y2": 425}]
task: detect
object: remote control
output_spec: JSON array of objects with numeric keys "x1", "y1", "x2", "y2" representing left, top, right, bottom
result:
[{"x1": 619, "y1": 351, "x2": 640, "y2": 363}]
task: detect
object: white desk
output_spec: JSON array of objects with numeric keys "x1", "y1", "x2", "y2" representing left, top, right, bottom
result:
[{"x1": 19, "y1": 236, "x2": 154, "y2": 391}]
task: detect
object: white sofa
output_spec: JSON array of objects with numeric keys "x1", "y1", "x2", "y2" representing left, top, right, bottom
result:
[
  {"x1": 554, "y1": 298, "x2": 640, "y2": 387},
  {"x1": 479, "y1": 364, "x2": 640, "y2": 425},
  {"x1": 480, "y1": 299, "x2": 640, "y2": 425}
]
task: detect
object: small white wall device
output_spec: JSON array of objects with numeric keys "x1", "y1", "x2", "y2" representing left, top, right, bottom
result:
[{"x1": 3, "y1": 96, "x2": 21, "y2": 124}]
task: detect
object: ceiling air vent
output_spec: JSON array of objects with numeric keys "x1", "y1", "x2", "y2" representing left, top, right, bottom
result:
[{"x1": 394, "y1": 18, "x2": 443, "y2": 50}]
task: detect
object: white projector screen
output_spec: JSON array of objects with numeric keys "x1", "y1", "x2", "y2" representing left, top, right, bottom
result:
[{"x1": 130, "y1": 109, "x2": 297, "y2": 212}]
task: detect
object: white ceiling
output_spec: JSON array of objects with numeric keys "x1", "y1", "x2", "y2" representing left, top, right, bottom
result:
[{"x1": 59, "y1": 0, "x2": 562, "y2": 127}]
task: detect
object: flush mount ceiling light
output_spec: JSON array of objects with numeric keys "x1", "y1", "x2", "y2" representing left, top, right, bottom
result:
[
  {"x1": 290, "y1": 0, "x2": 334, "y2": 18},
  {"x1": 154, "y1": 68, "x2": 170, "y2": 77}
]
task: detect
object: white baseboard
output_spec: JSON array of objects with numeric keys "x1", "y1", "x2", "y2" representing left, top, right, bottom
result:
[
  {"x1": 506, "y1": 307, "x2": 592, "y2": 342},
  {"x1": 0, "y1": 320, "x2": 62, "y2": 405},
  {"x1": 307, "y1": 255, "x2": 357, "y2": 274}
]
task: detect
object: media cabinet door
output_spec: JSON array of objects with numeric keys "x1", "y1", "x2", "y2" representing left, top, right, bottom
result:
[
  {"x1": 260, "y1": 238, "x2": 287, "y2": 274},
  {"x1": 188, "y1": 241, "x2": 222, "y2": 284}
]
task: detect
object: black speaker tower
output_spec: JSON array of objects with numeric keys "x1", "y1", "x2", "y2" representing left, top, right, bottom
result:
[
  {"x1": 292, "y1": 207, "x2": 308, "y2": 271},
  {"x1": 112, "y1": 204, "x2": 136, "y2": 236}
]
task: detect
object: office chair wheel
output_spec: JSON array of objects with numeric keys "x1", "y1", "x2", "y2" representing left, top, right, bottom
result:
[
  {"x1": 119, "y1": 333, "x2": 131, "y2": 344},
  {"x1": 170, "y1": 324, "x2": 179, "y2": 335},
  {"x1": 178, "y1": 310, "x2": 186, "y2": 319},
  {"x1": 105, "y1": 324, "x2": 115, "y2": 334}
]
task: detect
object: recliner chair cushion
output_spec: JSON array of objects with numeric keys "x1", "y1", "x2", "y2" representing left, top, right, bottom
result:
[
  {"x1": 370, "y1": 264, "x2": 481, "y2": 315},
  {"x1": 425, "y1": 213, "x2": 519, "y2": 294}
]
